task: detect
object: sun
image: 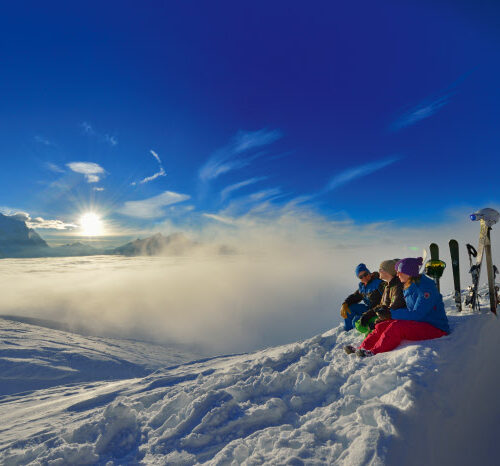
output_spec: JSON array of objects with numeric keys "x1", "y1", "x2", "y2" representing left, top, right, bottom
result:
[{"x1": 79, "y1": 212, "x2": 104, "y2": 236}]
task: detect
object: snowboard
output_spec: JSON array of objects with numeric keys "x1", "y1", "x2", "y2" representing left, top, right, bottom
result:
[{"x1": 426, "y1": 243, "x2": 445, "y2": 292}]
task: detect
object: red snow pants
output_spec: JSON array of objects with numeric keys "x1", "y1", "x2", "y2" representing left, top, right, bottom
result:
[{"x1": 360, "y1": 319, "x2": 447, "y2": 355}]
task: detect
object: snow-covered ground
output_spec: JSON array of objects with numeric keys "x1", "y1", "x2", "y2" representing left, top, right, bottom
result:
[{"x1": 1, "y1": 293, "x2": 499, "y2": 465}]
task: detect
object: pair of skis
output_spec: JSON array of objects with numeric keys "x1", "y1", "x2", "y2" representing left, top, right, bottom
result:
[
  {"x1": 425, "y1": 243, "x2": 459, "y2": 306},
  {"x1": 424, "y1": 207, "x2": 499, "y2": 315},
  {"x1": 465, "y1": 208, "x2": 500, "y2": 315},
  {"x1": 424, "y1": 242, "x2": 462, "y2": 311}
]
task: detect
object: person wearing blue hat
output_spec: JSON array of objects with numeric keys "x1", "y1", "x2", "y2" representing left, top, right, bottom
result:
[
  {"x1": 340, "y1": 263, "x2": 385, "y2": 331},
  {"x1": 345, "y1": 257, "x2": 449, "y2": 357}
]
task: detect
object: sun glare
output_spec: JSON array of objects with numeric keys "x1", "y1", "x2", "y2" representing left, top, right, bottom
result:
[{"x1": 79, "y1": 212, "x2": 104, "y2": 236}]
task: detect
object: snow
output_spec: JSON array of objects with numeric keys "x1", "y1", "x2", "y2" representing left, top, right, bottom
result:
[
  {"x1": 1, "y1": 293, "x2": 500, "y2": 465},
  {"x1": 0, "y1": 317, "x2": 200, "y2": 396}
]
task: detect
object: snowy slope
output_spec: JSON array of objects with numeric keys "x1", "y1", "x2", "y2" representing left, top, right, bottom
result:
[
  {"x1": 1, "y1": 296, "x2": 500, "y2": 465},
  {"x1": 0, "y1": 317, "x2": 200, "y2": 396}
]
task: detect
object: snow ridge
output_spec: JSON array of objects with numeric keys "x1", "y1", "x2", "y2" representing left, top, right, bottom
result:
[{"x1": 1, "y1": 296, "x2": 500, "y2": 465}]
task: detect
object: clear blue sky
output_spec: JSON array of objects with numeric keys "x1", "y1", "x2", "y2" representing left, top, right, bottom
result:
[{"x1": 1, "y1": 1, "x2": 499, "y2": 239}]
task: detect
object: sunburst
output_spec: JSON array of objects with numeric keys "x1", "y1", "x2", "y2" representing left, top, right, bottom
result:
[{"x1": 79, "y1": 212, "x2": 104, "y2": 236}]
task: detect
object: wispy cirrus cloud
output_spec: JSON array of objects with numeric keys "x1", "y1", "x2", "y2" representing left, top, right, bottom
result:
[
  {"x1": 217, "y1": 187, "x2": 285, "y2": 218},
  {"x1": 66, "y1": 162, "x2": 106, "y2": 183},
  {"x1": 131, "y1": 150, "x2": 167, "y2": 186},
  {"x1": 278, "y1": 156, "x2": 401, "y2": 209},
  {"x1": 80, "y1": 121, "x2": 95, "y2": 135},
  {"x1": 35, "y1": 135, "x2": 56, "y2": 146},
  {"x1": 45, "y1": 162, "x2": 65, "y2": 173},
  {"x1": 220, "y1": 176, "x2": 268, "y2": 201},
  {"x1": 323, "y1": 156, "x2": 401, "y2": 193},
  {"x1": 80, "y1": 121, "x2": 118, "y2": 147},
  {"x1": 105, "y1": 134, "x2": 118, "y2": 146},
  {"x1": 391, "y1": 93, "x2": 452, "y2": 131},
  {"x1": 199, "y1": 129, "x2": 282, "y2": 182},
  {"x1": 202, "y1": 213, "x2": 236, "y2": 225},
  {"x1": 117, "y1": 190, "x2": 190, "y2": 219}
]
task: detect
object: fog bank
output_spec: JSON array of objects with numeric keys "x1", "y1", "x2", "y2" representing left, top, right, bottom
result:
[{"x1": 1, "y1": 209, "x2": 498, "y2": 355}]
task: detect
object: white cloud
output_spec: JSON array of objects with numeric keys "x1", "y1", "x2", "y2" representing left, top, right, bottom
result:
[
  {"x1": 221, "y1": 177, "x2": 268, "y2": 201},
  {"x1": 93, "y1": 187, "x2": 105, "y2": 192},
  {"x1": 0, "y1": 206, "x2": 26, "y2": 217},
  {"x1": 202, "y1": 213, "x2": 236, "y2": 225},
  {"x1": 248, "y1": 188, "x2": 282, "y2": 202},
  {"x1": 324, "y1": 156, "x2": 400, "y2": 193},
  {"x1": 28, "y1": 217, "x2": 78, "y2": 230},
  {"x1": 80, "y1": 121, "x2": 94, "y2": 134},
  {"x1": 217, "y1": 187, "x2": 284, "y2": 218},
  {"x1": 67, "y1": 162, "x2": 106, "y2": 183},
  {"x1": 131, "y1": 150, "x2": 167, "y2": 186},
  {"x1": 80, "y1": 122, "x2": 118, "y2": 146},
  {"x1": 35, "y1": 136, "x2": 54, "y2": 146},
  {"x1": 105, "y1": 134, "x2": 118, "y2": 146},
  {"x1": 45, "y1": 162, "x2": 65, "y2": 173},
  {"x1": 150, "y1": 150, "x2": 162, "y2": 164},
  {"x1": 199, "y1": 129, "x2": 282, "y2": 181},
  {"x1": 391, "y1": 94, "x2": 451, "y2": 131},
  {"x1": 2, "y1": 211, "x2": 77, "y2": 230},
  {"x1": 117, "y1": 190, "x2": 191, "y2": 219}
]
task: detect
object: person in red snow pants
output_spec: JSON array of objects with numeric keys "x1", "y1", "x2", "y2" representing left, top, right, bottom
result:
[
  {"x1": 359, "y1": 319, "x2": 447, "y2": 354},
  {"x1": 346, "y1": 257, "x2": 450, "y2": 357}
]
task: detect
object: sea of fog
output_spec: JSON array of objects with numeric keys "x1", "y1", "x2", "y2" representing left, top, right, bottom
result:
[
  {"x1": 1, "y1": 209, "x2": 496, "y2": 357},
  {"x1": 0, "y1": 254, "x2": 354, "y2": 355}
]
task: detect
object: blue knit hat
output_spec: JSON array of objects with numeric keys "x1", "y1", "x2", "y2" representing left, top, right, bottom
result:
[
  {"x1": 395, "y1": 257, "x2": 423, "y2": 277},
  {"x1": 355, "y1": 263, "x2": 370, "y2": 277}
]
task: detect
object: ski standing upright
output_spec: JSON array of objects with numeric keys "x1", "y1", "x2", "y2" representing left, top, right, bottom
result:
[{"x1": 449, "y1": 239, "x2": 462, "y2": 311}]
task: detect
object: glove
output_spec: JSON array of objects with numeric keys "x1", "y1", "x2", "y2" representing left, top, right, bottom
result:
[
  {"x1": 375, "y1": 306, "x2": 392, "y2": 321},
  {"x1": 360, "y1": 311, "x2": 375, "y2": 328},
  {"x1": 340, "y1": 303, "x2": 351, "y2": 319}
]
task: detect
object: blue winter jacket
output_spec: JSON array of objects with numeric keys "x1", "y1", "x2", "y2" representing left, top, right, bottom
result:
[
  {"x1": 344, "y1": 274, "x2": 385, "y2": 309},
  {"x1": 390, "y1": 274, "x2": 450, "y2": 333}
]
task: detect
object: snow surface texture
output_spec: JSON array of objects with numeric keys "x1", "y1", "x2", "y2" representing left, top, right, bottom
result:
[
  {"x1": 1, "y1": 293, "x2": 500, "y2": 465},
  {"x1": 0, "y1": 317, "x2": 200, "y2": 396}
]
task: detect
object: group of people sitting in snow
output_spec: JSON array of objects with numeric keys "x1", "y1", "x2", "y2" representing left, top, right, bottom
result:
[{"x1": 340, "y1": 257, "x2": 450, "y2": 358}]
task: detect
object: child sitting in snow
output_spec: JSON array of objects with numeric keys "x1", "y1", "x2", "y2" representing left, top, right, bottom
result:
[{"x1": 344, "y1": 257, "x2": 450, "y2": 357}]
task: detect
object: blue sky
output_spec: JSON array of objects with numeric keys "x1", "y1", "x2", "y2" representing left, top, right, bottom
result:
[{"x1": 1, "y1": 1, "x2": 499, "y2": 243}]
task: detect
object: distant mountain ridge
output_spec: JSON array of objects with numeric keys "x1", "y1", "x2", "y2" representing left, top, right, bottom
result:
[
  {"x1": 0, "y1": 213, "x2": 231, "y2": 258},
  {"x1": 0, "y1": 213, "x2": 49, "y2": 257},
  {"x1": 110, "y1": 232, "x2": 199, "y2": 256}
]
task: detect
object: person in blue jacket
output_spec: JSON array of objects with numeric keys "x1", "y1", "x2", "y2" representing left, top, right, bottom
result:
[
  {"x1": 346, "y1": 257, "x2": 449, "y2": 356},
  {"x1": 340, "y1": 263, "x2": 385, "y2": 331}
]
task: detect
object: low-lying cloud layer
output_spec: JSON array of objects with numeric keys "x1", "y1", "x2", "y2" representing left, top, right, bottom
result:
[{"x1": 1, "y1": 206, "x2": 498, "y2": 355}]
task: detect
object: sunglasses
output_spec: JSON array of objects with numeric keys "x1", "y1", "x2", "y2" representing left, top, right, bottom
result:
[{"x1": 358, "y1": 272, "x2": 369, "y2": 279}]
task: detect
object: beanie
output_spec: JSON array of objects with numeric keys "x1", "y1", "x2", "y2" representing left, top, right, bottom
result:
[
  {"x1": 355, "y1": 263, "x2": 370, "y2": 277},
  {"x1": 394, "y1": 257, "x2": 423, "y2": 277},
  {"x1": 379, "y1": 259, "x2": 400, "y2": 277}
]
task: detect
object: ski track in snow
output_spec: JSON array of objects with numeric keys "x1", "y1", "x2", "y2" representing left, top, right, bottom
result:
[{"x1": 1, "y1": 291, "x2": 500, "y2": 465}]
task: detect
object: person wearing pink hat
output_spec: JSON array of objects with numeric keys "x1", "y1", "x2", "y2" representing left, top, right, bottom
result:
[{"x1": 344, "y1": 257, "x2": 449, "y2": 357}]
